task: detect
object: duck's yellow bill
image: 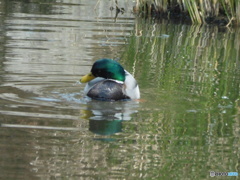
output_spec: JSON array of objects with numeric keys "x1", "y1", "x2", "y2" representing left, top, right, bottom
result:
[{"x1": 80, "y1": 72, "x2": 95, "y2": 83}]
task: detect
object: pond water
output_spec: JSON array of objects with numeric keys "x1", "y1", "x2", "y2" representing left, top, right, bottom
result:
[{"x1": 0, "y1": 0, "x2": 239, "y2": 179}]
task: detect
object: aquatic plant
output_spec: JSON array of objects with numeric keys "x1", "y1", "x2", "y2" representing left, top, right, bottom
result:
[{"x1": 134, "y1": 0, "x2": 240, "y2": 26}]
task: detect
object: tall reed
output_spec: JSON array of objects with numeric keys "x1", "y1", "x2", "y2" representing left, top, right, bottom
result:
[{"x1": 135, "y1": 0, "x2": 240, "y2": 25}]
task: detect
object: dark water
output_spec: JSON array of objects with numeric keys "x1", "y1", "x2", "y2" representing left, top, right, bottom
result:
[{"x1": 0, "y1": 0, "x2": 239, "y2": 179}]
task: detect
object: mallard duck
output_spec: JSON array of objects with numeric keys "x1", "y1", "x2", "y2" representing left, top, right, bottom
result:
[{"x1": 80, "y1": 59, "x2": 140, "y2": 101}]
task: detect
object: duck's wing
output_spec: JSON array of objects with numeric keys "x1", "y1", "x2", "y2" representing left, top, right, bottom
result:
[
  {"x1": 87, "y1": 79, "x2": 130, "y2": 101},
  {"x1": 123, "y1": 70, "x2": 140, "y2": 99},
  {"x1": 83, "y1": 77, "x2": 105, "y2": 95}
]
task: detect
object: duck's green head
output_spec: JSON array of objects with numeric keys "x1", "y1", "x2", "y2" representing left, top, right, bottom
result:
[{"x1": 80, "y1": 59, "x2": 125, "y2": 83}]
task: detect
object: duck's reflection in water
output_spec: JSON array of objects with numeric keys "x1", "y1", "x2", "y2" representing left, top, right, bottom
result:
[{"x1": 81, "y1": 99, "x2": 139, "y2": 136}]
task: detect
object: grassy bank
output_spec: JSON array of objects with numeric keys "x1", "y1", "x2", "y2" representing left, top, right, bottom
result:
[{"x1": 134, "y1": 0, "x2": 240, "y2": 26}]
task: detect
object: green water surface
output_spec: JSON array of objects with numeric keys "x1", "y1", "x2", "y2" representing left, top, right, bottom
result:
[{"x1": 0, "y1": 0, "x2": 239, "y2": 179}]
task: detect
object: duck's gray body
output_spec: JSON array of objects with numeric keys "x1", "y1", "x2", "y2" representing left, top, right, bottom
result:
[{"x1": 84, "y1": 71, "x2": 140, "y2": 101}]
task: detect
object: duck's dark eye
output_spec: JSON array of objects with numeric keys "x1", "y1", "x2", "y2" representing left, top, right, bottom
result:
[
  {"x1": 94, "y1": 70, "x2": 101, "y2": 77},
  {"x1": 97, "y1": 70, "x2": 102, "y2": 75}
]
